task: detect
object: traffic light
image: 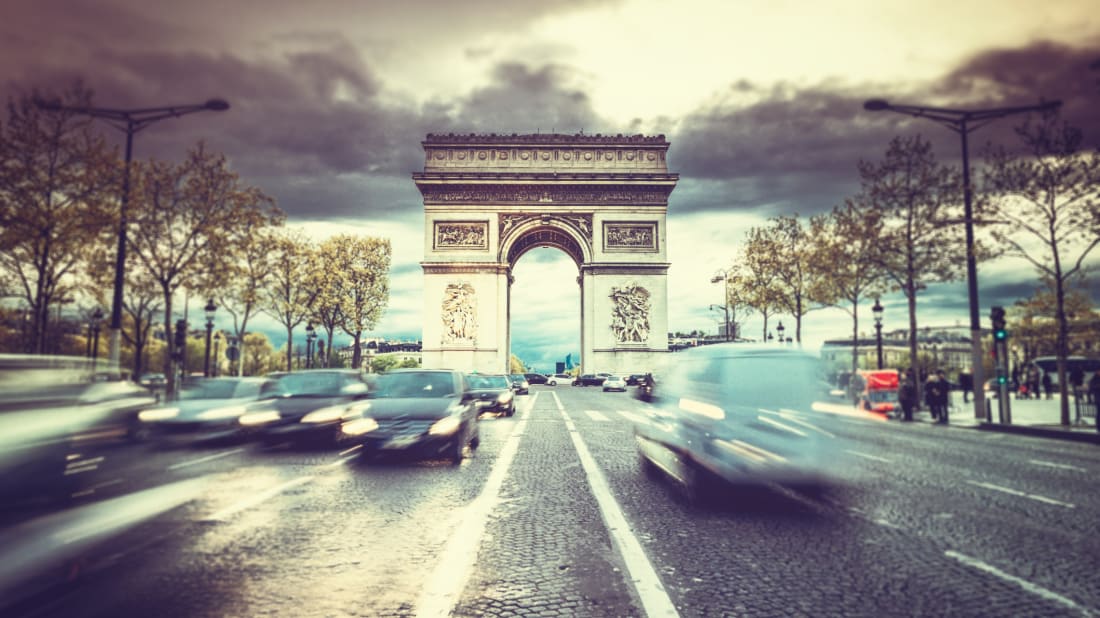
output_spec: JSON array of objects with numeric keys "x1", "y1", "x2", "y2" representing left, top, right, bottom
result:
[{"x1": 990, "y1": 306, "x2": 1007, "y2": 342}]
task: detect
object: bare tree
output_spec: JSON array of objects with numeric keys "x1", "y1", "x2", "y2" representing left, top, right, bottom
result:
[
  {"x1": 0, "y1": 83, "x2": 115, "y2": 353},
  {"x1": 984, "y1": 111, "x2": 1100, "y2": 424}
]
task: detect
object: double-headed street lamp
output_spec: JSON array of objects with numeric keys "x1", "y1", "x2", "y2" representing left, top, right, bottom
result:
[
  {"x1": 212, "y1": 331, "x2": 222, "y2": 378},
  {"x1": 872, "y1": 298, "x2": 884, "y2": 370},
  {"x1": 710, "y1": 271, "x2": 734, "y2": 341},
  {"x1": 35, "y1": 97, "x2": 230, "y2": 374},
  {"x1": 89, "y1": 308, "x2": 104, "y2": 372},
  {"x1": 863, "y1": 97, "x2": 1062, "y2": 419},
  {"x1": 203, "y1": 299, "x2": 217, "y2": 377}
]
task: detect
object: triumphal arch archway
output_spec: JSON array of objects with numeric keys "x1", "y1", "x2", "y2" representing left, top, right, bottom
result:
[{"x1": 414, "y1": 133, "x2": 678, "y2": 375}]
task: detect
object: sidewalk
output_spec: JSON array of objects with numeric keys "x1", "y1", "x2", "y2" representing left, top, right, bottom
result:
[{"x1": 908, "y1": 393, "x2": 1100, "y2": 444}]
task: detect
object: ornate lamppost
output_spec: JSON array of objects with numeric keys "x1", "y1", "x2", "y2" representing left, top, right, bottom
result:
[
  {"x1": 90, "y1": 308, "x2": 104, "y2": 373},
  {"x1": 35, "y1": 98, "x2": 230, "y2": 373},
  {"x1": 872, "y1": 297, "x2": 884, "y2": 370},
  {"x1": 776, "y1": 321, "x2": 785, "y2": 345},
  {"x1": 213, "y1": 331, "x2": 222, "y2": 377},
  {"x1": 863, "y1": 97, "x2": 1062, "y2": 419},
  {"x1": 305, "y1": 323, "x2": 316, "y2": 369},
  {"x1": 203, "y1": 299, "x2": 216, "y2": 377},
  {"x1": 710, "y1": 270, "x2": 734, "y2": 341}
]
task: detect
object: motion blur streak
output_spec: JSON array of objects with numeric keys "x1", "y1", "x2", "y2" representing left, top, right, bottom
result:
[
  {"x1": 756, "y1": 416, "x2": 808, "y2": 436},
  {"x1": 811, "y1": 400, "x2": 889, "y2": 421},
  {"x1": 0, "y1": 477, "x2": 207, "y2": 591}
]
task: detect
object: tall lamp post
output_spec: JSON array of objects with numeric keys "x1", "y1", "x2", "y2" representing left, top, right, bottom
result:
[
  {"x1": 776, "y1": 321, "x2": 785, "y2": 345},
  {"x1": 212, "y1": 331, "x2": 222, "y2": 377},
  {"x1": 710, "y1": 271, "x2": 734, "y2": 341},
  {"x1": 305, "y1": 323, "x2": 316, "y2": 369},
  {"x1": 35, "y1": 98, "x2": 230, "y2": 375},
  {"x1": 203, "y1": 299, "x2": 216, "y2": 377},
  {"x1": 863, "y1": 98, "x2": 1062, "y2": 418},
  {"x1": 872, "y1": 298, "x2": 884, "y2": 370}
]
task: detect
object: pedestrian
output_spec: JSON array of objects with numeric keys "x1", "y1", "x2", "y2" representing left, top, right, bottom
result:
[
  {"x1": 1028, "y1": 367, "x2": 1041, "y2": 401},
  {"x1": 958, "y1": 370, "x2": 972, "y2": 404},
  {"x1": 925, "y1": 371, "x2": 948, "y2": 424},
  {"x1": 1089, "y1": 369, "x2": 1100, "y2": 405},
  {"x1": 1041, "y1": 371, "x2": 1053, "y2": 400},
  {"x1": 935, "y1": 369, "x2": 951, "y2": 423},
  {"x1": 898, "y1": 368, "x2": 917, "y2": 422},
  {"x1": 1070, "y1": 365, "x2": 1084, "y2": 395}
]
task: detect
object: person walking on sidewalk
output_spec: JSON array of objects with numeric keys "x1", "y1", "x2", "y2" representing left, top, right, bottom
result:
[
  {"x1": 1089, "y1": 369, "x2": 1100, "y2": 405},
  {"x1": 926, "y1": 371, "x2": 949, "y2": 424},
  {"x1": 1041, "y1": 371, "x2": 1053, "y2": 400},
  {"x1": 898, "y1": 369, "x2": 917, "y2": 422}
]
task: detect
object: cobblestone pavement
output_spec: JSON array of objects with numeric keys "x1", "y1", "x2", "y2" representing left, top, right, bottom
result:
[{"x1": 5, "y1": 385, "x2": 1099, "y2": 617}]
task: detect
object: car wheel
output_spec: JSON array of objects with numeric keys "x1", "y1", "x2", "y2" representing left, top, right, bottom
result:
[
  {"x1": 548, "y1": 380, "x2": 556, "y2": 386},
  {"x1": 505, "y1": 404, "x2": 515, "y2": 417},
  {"x1": 603, "y1": 387, "x2": 609, "y2": 392},
  {"x1": 470, "y1": 424, "x2": 480, "y2": 450},
  {"x1": 639, "y1": 452, "x2": 662, "y2": 480},
  {"x1": 681, "y1": 461, "x2": 722, "y2": 507},
  {"x1": 449, "y1": 437, "x2": 465, "y2": 465}
]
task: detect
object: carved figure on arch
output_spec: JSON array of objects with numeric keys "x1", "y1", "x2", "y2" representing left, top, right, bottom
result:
[
  {"x1": 609, "y1": 283, "x2": 651, "y2": 343},
  {"x1": 442, "y1": 283, "x2": 478, "y2": 344}
]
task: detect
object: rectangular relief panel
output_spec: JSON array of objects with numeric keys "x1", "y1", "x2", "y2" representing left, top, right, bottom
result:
[
  {"x1": 603, "y1": 222, "x2": 658, "y2": 253},
  {"x1": 433, "y1": 221, "x2": 489, "y2": 251}
]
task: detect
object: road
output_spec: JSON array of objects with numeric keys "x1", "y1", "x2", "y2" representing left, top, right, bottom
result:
[{"x1": 4, "y1": 385, "x2": 1099, "y2": 617}]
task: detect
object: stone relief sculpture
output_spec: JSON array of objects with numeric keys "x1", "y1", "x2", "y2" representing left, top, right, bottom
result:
[
  {"x1": 609, "y1": 283, "x2": 651, "y2": 343},
  {"x1": 435, "y1": 222, "x2": 487, "y2": 249},
  {"x1": 605, "y1": 223, "x2": 657, "y2": 251},
  {"x1": 442, "y1": 283, "x2": 478, "y2": 344}
]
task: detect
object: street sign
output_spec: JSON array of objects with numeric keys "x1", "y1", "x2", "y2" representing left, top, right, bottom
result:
[{"x1": 225, "y1": 346, "x2": 240, "y2": 362}]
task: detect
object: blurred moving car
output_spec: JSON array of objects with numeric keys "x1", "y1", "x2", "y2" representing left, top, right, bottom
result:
[
  {"x1": 524, "y1": 373, "x2": 548, "y2": 385},
  {"x1": 625, "y1": 374, "x2": 648, "y2": 386},
  {"x1": 572, "y1": 374, "x2": 606, "y2": 387},
  {"x1": 633, "y1": 344, "x2": 834, "y2": 502},
  {"x1": 509, "y1": 374, "x2": 530, "y2": 395},
  {"x1": 236, "y1": 370, "x2": 371, "y2": 446},
  {"x1": 546, "y1": 373, "x2": 572, "y2": 386},
  {"x1": 467, "y1": 374, "x2": 515, "y2": 416},
  {"x1": 602, "y1": 376, "x2": 627, "y2": 392},
  {"x1": 138, "y1": 377, "x2": 277, "y2": 444},
  {"x1": 0, "y1": 356, "x2": 158, "y2": 508},
  {"x1": 340, "y1": 370, "x2": 480, "y2": 464},
  {"x1": 138, "y1": 373, "x2": 167, "y2": 389}
]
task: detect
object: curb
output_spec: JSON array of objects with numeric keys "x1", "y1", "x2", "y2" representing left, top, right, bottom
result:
[{"x1": 973, "y1": 422, "x2": 1100, "y2": 445}]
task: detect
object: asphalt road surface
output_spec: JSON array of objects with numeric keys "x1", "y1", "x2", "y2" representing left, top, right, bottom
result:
[{"x1": 4, "y1": 385, "x2": 1099, "y2": 617}]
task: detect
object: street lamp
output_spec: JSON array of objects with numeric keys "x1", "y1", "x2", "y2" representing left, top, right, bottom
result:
[
  {"x1": 863, "y1": 97, "x2": 1061, "y2": 418},
  {"x1": 213, "y1": 331, "x2": 222, "y2": 377},
  {"x1": 872, "y1": 297, "x2": 884, "y2": 370},
  {"x1": 90, "y1": 308, "x2": 104, "y2": 373},
  {"x1": 35, "y1": 97, "x2": 230, "y2": 374},
  {"x1": 710, "y1": 271, "x2": 734, "y2": 341},
  {"x1": 203, "y1": 299, "x2": 216, "y2": 377},
  {"x1": 305, "y1": 323, "x2": 316, "y2": 369},
  {"x1": 776, "y1": 321, "x2": 785, "y2": 344}
]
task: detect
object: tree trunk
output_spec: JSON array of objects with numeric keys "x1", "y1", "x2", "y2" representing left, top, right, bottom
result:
[
  {"x1": 908, "y1": 287, "x2": 920, "y2": 408},
  {"x1": 851, "y1": 298, "x2": 859, "y2": 377},
  {"x1": 285, "y1": 325, "x2": 294, "y2": 371},
  {"x1": 162, "y1": 291, "x2": 175, "y2": 397},
  {"x1": 1055, "y1": 273, "x2": 1070, "y2": 425},
  {"x1": 352, "y1": 331, "x2": 362, "y2": 370}
]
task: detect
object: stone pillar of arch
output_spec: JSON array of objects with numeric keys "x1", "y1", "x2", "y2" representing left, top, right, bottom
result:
[{"x1": 414, "y1": 133, "x2": 678, "y2": 375}]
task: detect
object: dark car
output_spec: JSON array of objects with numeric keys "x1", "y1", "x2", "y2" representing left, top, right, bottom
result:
[
  {"x1": 138, "y1": 377, "x2": 277, "y2": 444},
  {"x1": 524, "y1": 373, "x2": 548, "y2": 385},
  {"x1": 625, "y1": 374, "x2": 648, "y2": 386},
  {"x1": 509, "y1": 374, "x2": 530, "y2": 395},
  {"x1": 236, "y1": 370, "x2": 371, "y2": 446},
  {"x1": 340, "y1": 370, "x2": 480, "y2": 464},
  {"x1": 466, "y1": 374, "x2": 516, "y2": 416},
  {"x1": 0, "y1": 356, "x2": 158, "y2": 507},
  {"x1": 572, "y1": 374, "x2": 606, "y2": 387},
  {"x1": 633, "y1": 344, "x2": 835, "y2": 503}
]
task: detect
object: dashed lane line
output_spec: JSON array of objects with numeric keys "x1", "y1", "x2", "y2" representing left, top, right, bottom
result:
[
  {"x1": 965, "y1": 480, "x2": 1075, "y2": 508},
  {"x1": 167, "y1": 447, "x2": 245, "y2": 471},
  {"x1": 584, "y1": 409, "x2": 611, "y2": 422},
  {"x1": 845, "y1": 450, "x2": 892, "y2": 464},
  {"x1": 617, "y1": 410, "x2": 649, "y2": 426},
  {"x1": 415, "y1": 392, "x2": 537, "y2": 618},
  {"x1": 1028, "y1": 459, "x2": 1087, "y2": 473},
  {"x1": 551, "y1": 391, "x2": 680, "y2": 618},
  {"x1": 203, "y1": 475, "x2": 315, "y2": 522},
  {"x1": 945, "y1": 550, "x2": 1095, "y2": 617}
]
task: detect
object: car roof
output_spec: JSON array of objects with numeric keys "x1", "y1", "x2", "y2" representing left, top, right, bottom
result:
[{"x1": 677, "y1": 342, "x2": 818, "y2": 361}]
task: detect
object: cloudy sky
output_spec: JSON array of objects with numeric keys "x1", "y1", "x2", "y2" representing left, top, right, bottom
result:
[{"x1": 4, "y1": 0, "x2": 1099, "y2": 371}]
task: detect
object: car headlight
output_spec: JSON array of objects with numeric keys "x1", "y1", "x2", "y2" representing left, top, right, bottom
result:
[
  {"x1": 139, "y1": 407, "x2": 179, "y2": 421},
  {"x1": 497, "y1": 392, "x2": 513, "y2": 404},
  {"x1": 239, "y1": 410, "x2": 280, "y2": 426},
  {"x1": 197, "y1": 405, "x2": 247, "y2": 420},
  {"x1": 521, "y1": 381, "x2": 529, "y2": 388},
  {"x1": 429, "y1": 416, "x2": 461, "y2": 436},
  {"x1": 341, "y1": 418, "x2": 379, "y2": 436},
  {"x1": 301, "y1": 406, "x2": 347, "y2": 424}
]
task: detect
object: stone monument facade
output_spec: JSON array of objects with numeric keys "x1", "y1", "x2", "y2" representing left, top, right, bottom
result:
[{"x1": 415, "y1": 133, "x2": 678, "y2": 374}]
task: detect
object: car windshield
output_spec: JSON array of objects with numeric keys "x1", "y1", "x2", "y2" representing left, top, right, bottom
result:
[
  {"x1": 270, "y1": 372, "x2": 351, "y2": 396},
  {"x1": 468, "y1": 375, "x2": 510, "y2": 389},
  {"x1": 179, "y1": 380, "x2": 256, "y2": 400},
  {"x1": 371, "y1": 372, "x2": 456, "y2": 398}
]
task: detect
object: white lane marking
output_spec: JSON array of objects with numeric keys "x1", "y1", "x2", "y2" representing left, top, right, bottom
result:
[
  {"x1": 167, "y1": 448, "x2": 244, "y2": 471},
  {"x1": 845, "y1": 450, "x2": 892, "y2": 464},
  {"x1": 945, "y1": 550, "x2": 1094, "y2": 616},
  {"x1": 965, "y1": 480, "x2": 1075, "y2": 508},
  {"x1": 757, "y1": 415, "x2": 808, "y2": 437},
  {"x1": 1029, "y1": 459, "x2": 1086, "y2": 473},
  {"x1": 584, "y1": 409, "x2": 611, "y2": 422},
  {"x1": 322, "y1": 454, "x2": 359, "y2": 469},
  {"x1": 204, "y1": 475, "x2": 314, "y2": 521},
  {"x1": 415, "y1": 391, "x2": 537, "y2": 618},
  {"x1": 339, "y1": 444, "x2": 364, "y2": 457},
  {"x1": 777, "y1": 413, "x2": 836, "y2": 438},
  {"x1": 552, "y1": 391, "x2": 680, "y2": 618}
]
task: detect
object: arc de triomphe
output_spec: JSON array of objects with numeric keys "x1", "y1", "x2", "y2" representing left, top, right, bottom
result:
[{"x1": 414, "y1": 133, "x2": 678, "y2": 374}]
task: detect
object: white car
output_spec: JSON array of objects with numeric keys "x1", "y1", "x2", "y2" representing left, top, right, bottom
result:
[
  {"x1": 602, "y1": 376, "x2": 627, "y2": 392},
  {"x1": 546, "y1": 373, "x2": 572, "y2": 386}
]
